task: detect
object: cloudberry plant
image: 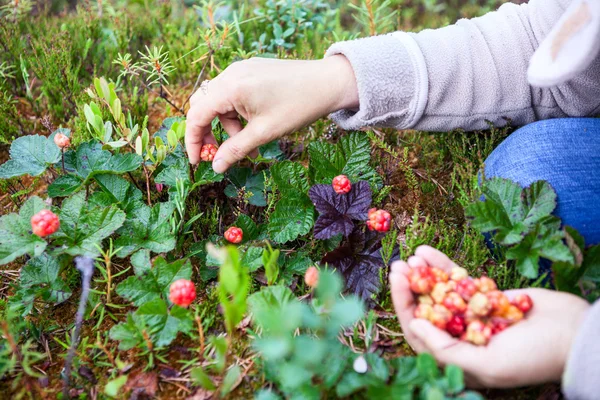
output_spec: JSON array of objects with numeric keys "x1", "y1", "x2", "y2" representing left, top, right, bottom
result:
[
  {"x1": 332, "y1": 175, "x2": 351, "y2": 194},
  {"x1": 169, "y1": 279, "x2": 196, "y2": 308},
  {"x1": 366, "y1": 208, "x2": 391, "y2": 232},
  {"x1": 31, "y1": 209, "x2": 60, "y2": 237},
  {"x1": 224, "y1": 226, "x2": 243, "y2": 244},
  {"x1": 200, "y1": 143, "x2": 218, "y2": 162}
]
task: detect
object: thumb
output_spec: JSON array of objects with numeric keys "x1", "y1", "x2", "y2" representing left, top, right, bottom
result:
[
  {"x1": 409, "y1": 319, "x2": 458, "y2": 352},
  {"x1": 212, "y1": 120, "x2": 272, "y2": 173}
]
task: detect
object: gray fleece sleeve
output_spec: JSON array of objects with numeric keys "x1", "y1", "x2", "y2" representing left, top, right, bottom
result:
[
  {"x1": 326, "y1": 0, "x2": 600, "y2": 131},
  {"x1": 562, "y1": 299, "x2": 600, "y2": 400}
]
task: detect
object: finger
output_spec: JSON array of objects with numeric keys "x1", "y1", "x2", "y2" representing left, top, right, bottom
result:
[
  {"x1": 218, "y1": 112, "x2": 243, "y2": 138},
  {"x1": 212, "y1": 119, "x2": 272, "y2": 173},
  {"x1": 389, "y1": 261, "x2": 427, "y2": 352},
  {"x1": 407, "y1": 255, "x2": 427, "y2": 269},
  {"x1": 414, "y1": 245, "x2": 459, "y2": 272}
]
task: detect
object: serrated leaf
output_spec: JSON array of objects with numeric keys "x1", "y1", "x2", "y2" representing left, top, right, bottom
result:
[
  {"x1": 68, "y1": 141, "x2": 142, "y2": 184},
  {"x1": 193, "y1": 162, "x2": 224, "y2": 187},
  {"x1": 93, "y1": 174, "x2": 142, "y2": 212},
  {"x1": 322, "y1": 228, "x2": 398, "y2": 305},
  {"x1": 234, "y1": 214, "x2": 258, "y2": 242},
  {"x1": 308, "y1": 141, "x2": 338, "y2": 184},
  {"x1": 116, "y1": 257, "x2": 192, "y2": 306},
  {"x1": 19, "y1": 254, "x2": 72, "y2": 305},
  {"x1": 268, "y1": 194, "x2": 315, "y2": 243},
  {"x1": 131, "y1": 249, "x2": 151, "y2": 276},
  {"x1": 54, "y1": 192, "x2": 126, "y2": 256},
  {"x1": 155, "y1": 158, "x2": 189, "y2": 187},
  {"x1": 48, "y1": 175, "x2": 84, "y2": 198},
  {"x1": 271, "y1": 161, "x2": 309, "y2": 194},
  {"x1": 308, "y1": 181, "x2": 371, "y2": 240},
  {"x1": 0, "y1": 196, "x2": 48, "y2": 265},
  {"x1": 225, "y1": 167, "x2": 267, "y2": 207},
  {"x1": 0, "y1": 135, "x2": 61, "y2": 178},
  {"x1": 115, "y1": 201, "x2": 176, "y2": 257}
]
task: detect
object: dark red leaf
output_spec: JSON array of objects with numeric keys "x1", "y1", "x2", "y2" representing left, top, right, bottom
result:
[{"x1": 308, "y1": 181, "x2": 371, "y2": 239}]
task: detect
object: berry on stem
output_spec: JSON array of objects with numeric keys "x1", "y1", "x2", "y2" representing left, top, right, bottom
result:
[
  {"x1": 31, "y1": 209, "x2": 60, "y2": 237},
  {"x1": 169, "y1": 279, "x2": 196, "y2": 307},
  {"x1": 332, "y1": 175, "x2": 351, "y2": 194},
  {"x1": 54, "y1": 133, "x2": 71, "y2": 149},
  {"x1": 366, "y1": 208, "x2": 392, "y2": 232},
  {"x1": 224, "y1": 227, "x2": 243, "y2": 244},
  {"x1": 305, "y1": 266, "x2": 319, "y2": 288},
  {"x1": 200, "y1": 143, "x2": 218, "y2": 162}
]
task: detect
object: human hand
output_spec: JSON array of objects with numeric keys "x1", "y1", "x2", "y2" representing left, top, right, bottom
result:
[
  {"x1": 185, "y1": 56, "x2": 358, "y2": 172},
  {"x1": 389, "y1": 245, "x2": 590, "y2": 388}
]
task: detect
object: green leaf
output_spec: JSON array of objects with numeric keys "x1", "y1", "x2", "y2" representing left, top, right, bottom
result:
[
  {"x1": 93, "y1": 174, "x2": 143, "y2": 211},
  {"x1": 0, "y1": 135, "x2": 61, "y2": 178},
  {"x1": 248, "y1": 285, "x2": 295, "y2": 316},
  {"x1": 444, "y1": 364, "x2": 465, "y2": 394},
  {"x1": 190, "y1": 367, "x2": 216, "y2": 390},
  {"x1": 68, "y1": 141, "x2": 142, "y2": 182},
  {"x1": 225, "y1": 167, "x2": 267, "y2": 206},
  {"x1": 308, "y1": 141, "x2": 338, "y2": 184},
  {"x1": 235, "y1": 214, "x2": 258, "y2": 242},
  {"x1": 115, "y1": 201, "x2": 176, "y2": 257},
  {"x1": 271, "y1": 161, "x2": 310, "y2": 194},
  {"x1": 104, "y1": 375, "x2": 128, "y2": 398},
  {"x1": 416, "y1": 353, "x2": 439, "y2": 380},
  {"x1": 19, "y1": 254, "x2": 71, "y2": 305},
  {"x1": 583, "y1": 245, "x2": 600, "y2": 282},
  {"x1": 116, "y1": 257, "x2": 192, "y2": 306},
  {"x1": 254, "y1": 389, "x2": 282, "y2": 400},
  {"x1": 131, "y1": 249, "x2": 151, "y2": 276},
  {"x1": 155, "y1": 158, "x2": 189, "y2": 187},
  {"x1": 267, "y1": 194, "x2": 315, "y2": 244},
  {"x1": 48, "y1": 175, "x2": 84, "y2": 198},
  {"x1": 336, "y1": 133, "x2": 379, "y2": 184},
  {"x1": 242, "y1": 246, "x2": 265, "y2": 272},
  {"x1": 193, "y1": 162, "x2": 224, "y2": 188},
  {"x1": 523, "y1": 181, "x2": 557, "y2": 226},
  {"x1": 54, "y1": 192, "x2": 126, "y2": 256},
  {"x1": 220, "y1": 365, "x2": 242, "y2": 397},
  {"x1": 0, "y1": 196, "x2": 47, "y2": 265},
  {"x1": 329, "y1": 297, "x2": 365, "y2": 328}
]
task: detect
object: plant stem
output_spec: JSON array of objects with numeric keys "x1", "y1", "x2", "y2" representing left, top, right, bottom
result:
[
  {"x1": 63, "y1": 257, "x2": 95, "y2": 399},
  {"x1": 143, "y1": 165, "x2": 152, "y2": 206},
  {"x1": 61, "y1": 149, "x2": 65, "y2": 172},
  {"x1": 195, "y1": 314, "x2": 205, "y2": 357},
  {"x1": 105, "y1": 253, "x2": 112, "y2": 304}
]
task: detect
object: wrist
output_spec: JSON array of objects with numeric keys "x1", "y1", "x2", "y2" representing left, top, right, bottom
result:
[{"x1": 318, "y1": 55, "x2": 359, "y2": 113}]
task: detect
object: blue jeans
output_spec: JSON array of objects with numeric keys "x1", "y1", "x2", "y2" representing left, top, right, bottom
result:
[{"x1": 484, "y1": 118, "x2": 600, "y2": 246}]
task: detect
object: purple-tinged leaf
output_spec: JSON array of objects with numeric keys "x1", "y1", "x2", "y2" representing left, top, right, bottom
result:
[
  {"x1": 322, "y1": 228, "x2": 399, "y2": 306},
  {"x1": 308, "y1": 181, "x2": 372, "y2": 239}
]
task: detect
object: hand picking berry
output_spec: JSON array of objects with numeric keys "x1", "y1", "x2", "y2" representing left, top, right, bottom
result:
[
  {"x1": 169, "y1": 279, "x2": 196, "y2": 308},
  {"x1": 366, "y1": 208, "x2": 392, "y2": 232},
  {"x1": 224, "y1": 226, "x2": 243, "y2": 244},
  {"x1": 332, "y1": 175, "x2": 351, "y2": 194},
  {"x1": 200, "y1": 143, "x2": 218, "y2": 162},
  {"x1": 53, "y1": 133, "x2": 71, "y2": 149},
  {"x1": 31, "y1": 209, "x2": 60, "y2": 237},
  {"x1": 304, "y1": 266, "x2": 319, "y2": 288},
  {"x1": 409, "y1": 262, "x2": 533, "y2": 345}
]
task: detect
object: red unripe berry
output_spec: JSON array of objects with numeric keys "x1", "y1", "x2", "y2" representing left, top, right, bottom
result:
[
  {"x1": 442, "y1": 292, "x2": 467, "y2": 314},
  {"x1": 414, "y1": 303, "x2": 433, "y2": 320},
  {"x1": 487, "y1": 290, "x2": 510, "y2": 314},
  {"x1": 456, "y1": 278, "x2": 478, "y2": 301},
  {"x1": 332, "y1": 175, "x2": 351, "y2": 194},
  {"x1": 446, "y1": 315, "x2": 466, "y2": 337},
  {"x1": 465, "y1": 320, "x2": 492, "y2": 346},
  {"x1": 430, "y1": 304, "x2": 452, "y2": 330},
  {"x1": 431, "y1": 267, "x2": 449, "y2": 283},
  {"x1": 407, "y1": 266, "x2": 436, "y2": 294},
  {"x1": 155, "y1": 183, "x2": 164, "y2": 193},
  {"x1": 224, "y1": 226, "x2": 243, "y2": 244},
  {"x1": 474, "y1": 276, "x2": 497, "y2": 293},
  {"x1": 200, "y1": 144, "x2": 218, "y2": 162},
  {"x1": 54, "y1": 133, "x2": 71, "y2": 149},
  {"x1": 304, "y1": 266, "x2": 319, "y2": 288},
  {"x1": 511, "y1": 294, "x2": 533, "y2": 313},
  {"x1": 31, "y1": 209, "x2": 60, "y2": 237},
  {"x1": 490, "y1": 317, "x2": 510, "y2": 335},
  {"x1": 468, "y1": 292, "x2": 492, "y2": 317},
  {"x1": 450, "y1": 266, "x2": 468, "y2": 281},
  {"x1": 169, "y1": 279, "x2": 196, "y2": 307},
  {"x1": 366, "y1": 208, "x2": 392, "y2": 232}
]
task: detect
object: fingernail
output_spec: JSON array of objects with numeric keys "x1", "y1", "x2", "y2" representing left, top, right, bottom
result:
[{"x1": 213, "y1": 159, "x2": 226, "y2": 174}]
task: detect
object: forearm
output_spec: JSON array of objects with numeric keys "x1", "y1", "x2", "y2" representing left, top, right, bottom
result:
[{"x1": 327, "y1": 0, "x2": 600, "y2": 132}]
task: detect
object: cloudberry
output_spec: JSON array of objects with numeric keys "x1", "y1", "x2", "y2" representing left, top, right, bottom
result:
[
  {"x1": 430, "y1": 304, "x2": 452, "y2": 330},
  {"x1": 490, "y1": 317, "x2": 510, "y2": 335},
  {"x1": 332, "y1": 175, "x2": 351, "y2": 194},
  {"x1": 487, "y1": 290, "x2": 510, "y2": 314},
  {"x1": 431, "y1": 282, "x2": 452, "y2": 304},
  {"x1": 450, "y1": 266, "x2": 468, "y2": 281},
  {"x1": 224, "y1": 227, "x2": 243, "y2": 244},
  {"x1": 512, "y1": 294, "x2": 533, "y2": 313},
  {"x1": 200, "y1": 144, "x2": 218, "y2": 162},
  {"x1": 456, "y1": 278, "x2": 478, "y2": 301},
  {"x1": 366, "y1": 208, "x2": 392, "y2": 232},
  {"x1": 474, "y1": 276, "x2": 497, "y2": 293},
  {"x1": 431, "y1": 267, "x2": 449, "y2": 283},
  {"x1": 169, "y1": 279, "x2": 196, "y2": 307},
  {"x1": 53, "y1": 133, "x2": 70, "y2": 149},
  {"x1": 407, "y1": 266, "x2": 436, "y2": 294},
  {"x1": 304, "y1": 266, "x2": 319, "y2": 288},
  {"x1": 502, "y1": 305, "x2": 524, "y2": 323},
  {"x1": 468, "y1": 292, "x2": 492, "y2": 317},
  {"x1": 446, "y1": 315, "x2": 466, "y2": 337},
  {"x1": 464, "y1": 320, "x2": 492, "y2": 346},
  {"x1": 31, "y1": 209, "x2": 60, "y2": 237},
  {"x1": 414, "y1": 303, "x2": 433, "y2": 320},
  {"x1": 442, "y1": 292, "x2": 467, "y2": 314}
]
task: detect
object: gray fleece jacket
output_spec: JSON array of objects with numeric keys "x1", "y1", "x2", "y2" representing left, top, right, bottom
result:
[{"x1": 325, "y1": 0, "x2": 600, "y2": 398}]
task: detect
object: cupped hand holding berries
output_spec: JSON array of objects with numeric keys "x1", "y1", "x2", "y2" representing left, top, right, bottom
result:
[{"x1": 389, "y1": 245, "x2": 590, "y2": 388}]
